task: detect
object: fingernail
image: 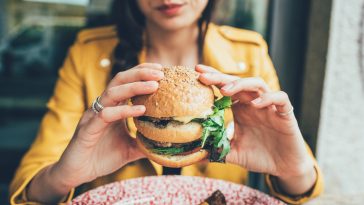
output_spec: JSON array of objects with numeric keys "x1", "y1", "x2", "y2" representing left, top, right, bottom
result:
[
  {"x1": 153, "y1": 63, "x2": 163, "y2": 69},
  {"x1": 152, "y1": 71, "x2": 164, "y2": 77},
  {"x1": 222, "y1": 83, "x2": 234, "y2": 91},
  {"x1": 202, "y1": 73, "x2": 212, "y2": 78},
  {"x1": 251, "y1": 97, "x2": 262, "y2": 104},
  {"x1": 134, "y1": 105, "x2": 145, "y2": 112},
  {"x1": 145, "y1": 81, "x2": 158, "y2": 87}
]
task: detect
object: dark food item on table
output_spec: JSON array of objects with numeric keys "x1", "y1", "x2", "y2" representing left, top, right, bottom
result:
[
  {"x1": 132, "y1": 66, "x2": 232, "y2": 168},
  {"x1": 199, "y1": 190, "x2": 227, "y2": 205}
]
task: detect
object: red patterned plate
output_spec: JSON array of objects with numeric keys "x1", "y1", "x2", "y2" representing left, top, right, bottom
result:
[{"x1": 70, "y1": 176, "x2": 286, "y2": 205}]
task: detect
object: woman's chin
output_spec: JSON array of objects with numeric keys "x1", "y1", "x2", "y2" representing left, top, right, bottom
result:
[
  {"x1": 164, "y1": 24, "x2": 196, "y2": 32},
  {"x1": 151, "y1": 18, "x2": 196, "y2": 31}
]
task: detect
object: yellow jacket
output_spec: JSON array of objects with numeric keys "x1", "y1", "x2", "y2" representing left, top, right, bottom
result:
[{"x1": 10, "y1": 24, "x2": 323, "y2": 204}]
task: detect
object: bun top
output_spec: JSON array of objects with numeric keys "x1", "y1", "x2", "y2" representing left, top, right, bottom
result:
[{"x1": 132, "y1": 66, "x2": 214, "y2": 118}]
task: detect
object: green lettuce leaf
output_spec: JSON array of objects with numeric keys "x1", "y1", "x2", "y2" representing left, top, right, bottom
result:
[
  {"x1": 214, "y1": 96, "x2": 232, "y2": 110},
  {"x1": 201, "y1": 96, "x2": 232, "y2": 160},
  {"x1": 150, "y1": 140, "x2": 202, "y2": 156},
  {"x1": 152, "y1": 97, "x2": 233, "y2": 159},
  {"x1": 151, "y1": 147, "x2": 184, "y2": 155}
]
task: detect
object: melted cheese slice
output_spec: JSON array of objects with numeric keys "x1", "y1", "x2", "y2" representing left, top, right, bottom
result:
[{"x1": 172, "y1": 109, "x2": 214, "y2": 124}]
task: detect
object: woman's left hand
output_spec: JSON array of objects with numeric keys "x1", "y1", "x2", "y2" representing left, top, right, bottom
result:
[{"x1": 196, "y1": 65, "x2": 317, "y2": 195}]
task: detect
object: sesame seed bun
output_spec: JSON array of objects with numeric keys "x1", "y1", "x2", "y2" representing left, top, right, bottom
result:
[{"x1": 131, "y1": 66, "x2": 214, "y2": 118}]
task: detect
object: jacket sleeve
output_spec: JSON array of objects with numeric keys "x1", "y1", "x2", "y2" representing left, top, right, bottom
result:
[
  {"x1": 265, "y1": 144, "x2": 324, "y2": 204},
  {"x1": 257, "y1": 39, "x2": 324, "y2": 204},
  {"x1": 9, "y1": 41, "x2": 86, "y2": 204}
]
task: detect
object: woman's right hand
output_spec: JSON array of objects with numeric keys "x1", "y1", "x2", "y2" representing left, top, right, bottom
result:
[{"x1": 27, "y1": 63, "x2": 164, "y2": 203}]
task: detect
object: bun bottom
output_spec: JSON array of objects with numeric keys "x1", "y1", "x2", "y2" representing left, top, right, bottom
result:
[{"x1": 136, "y1": 133, "x2": 208, "y2": 168}]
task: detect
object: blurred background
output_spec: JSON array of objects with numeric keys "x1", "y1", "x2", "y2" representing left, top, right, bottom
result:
[{"x1": 0, "y1": 0, "x2": 363, "y2": 204}]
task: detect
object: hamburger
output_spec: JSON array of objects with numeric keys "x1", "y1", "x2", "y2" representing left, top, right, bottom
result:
[{"x1": 132, "y1": 66, "x2": 232, "y2": 168}]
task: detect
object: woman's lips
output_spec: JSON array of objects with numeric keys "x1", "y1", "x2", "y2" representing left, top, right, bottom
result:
[{"x1": 156, "y1": 3, "x2": 185, "y2": 16}]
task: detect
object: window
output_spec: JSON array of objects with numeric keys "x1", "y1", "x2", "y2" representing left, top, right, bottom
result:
[
  {"x1": 0, "y1": 1, "x2": 87, "y2": 201},
  {"x1": 213, "y1": 0, "x2": 271, "y2": 39}
]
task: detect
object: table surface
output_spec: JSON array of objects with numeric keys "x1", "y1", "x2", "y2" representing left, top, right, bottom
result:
[{"x1": 71, "y1": 176, "x2": 285, "y2": 205}]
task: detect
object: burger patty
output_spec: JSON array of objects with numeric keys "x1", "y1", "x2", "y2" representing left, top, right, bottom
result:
[
  {"x1": 137, "y1": 116, "x2": 174, "y2": 128},
  {"x1": 137, "y1": 116, "x2": 205, "y2": 129},
  {"x1": 139, "y1": 133, "x2": 202, "y2": 155}
]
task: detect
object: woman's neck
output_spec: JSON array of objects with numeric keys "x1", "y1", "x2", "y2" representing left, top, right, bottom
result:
[{"x1": 145, "y1": 21, "x2": 200, "y2": 67}]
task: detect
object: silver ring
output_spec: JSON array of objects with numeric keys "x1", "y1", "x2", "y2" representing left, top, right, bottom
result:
[
  {"x1": 91, "y1": 96, "x2": 104, "y2": 114},
  {"x1": 278, "y1": 106, "x2": 294, "y2": 116}
]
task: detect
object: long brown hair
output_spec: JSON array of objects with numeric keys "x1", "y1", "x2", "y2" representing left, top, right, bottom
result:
[{"x1": 110, "y1": 0, "x2": 217, "y2": 77}]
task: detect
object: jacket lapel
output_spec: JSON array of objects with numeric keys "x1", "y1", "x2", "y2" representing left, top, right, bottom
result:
[{"x1": 203, "y1": 24, "x2": 238, "y2": 73}]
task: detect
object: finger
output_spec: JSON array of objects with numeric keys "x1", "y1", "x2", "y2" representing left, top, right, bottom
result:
[
  {"x1": 250, "y1": 91, "x2": 294, "y2": 116},
  {"x1": 231, "y1": 91, "x2": 259, "y2": 104},
  {"x1": 101, "y1": 81, "x2": 159, "y2": 106},
  {"x1": 226, "y1": 122, "x2": 234, "y2": 141},
  {"x1": 199, "y1": 72, "x2": 239, "y2": 87},
  {"x1": 100, "y1": 105, "x2": 146, "y2": 123},
  {"x1": 109, "y1": 64, "x2": 163, "y2": 87},
  {"x1": 195, "y1": 64, "x2": 220, "y2": 73},
  {"x1": 84, "y1": 105, "x2": 146, "y2": 135},
  {"x1": 221, "y1": 77, "x2": 270, "y2": 97},
  {"x1": 110, "y1": 67, "x2": 164, "y2": 87}
]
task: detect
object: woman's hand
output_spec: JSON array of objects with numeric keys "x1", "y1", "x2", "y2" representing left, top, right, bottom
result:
[
  {"x1": 27, "y1": 63, "x2": 164, "y2": 203},
  {"x1": 196, "y1": 65, "x2": 317, "y2": 195}
]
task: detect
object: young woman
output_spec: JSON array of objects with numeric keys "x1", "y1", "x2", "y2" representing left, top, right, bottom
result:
[{"x1": 10, "y1": 0, "x2": 323, "y2": 204}]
